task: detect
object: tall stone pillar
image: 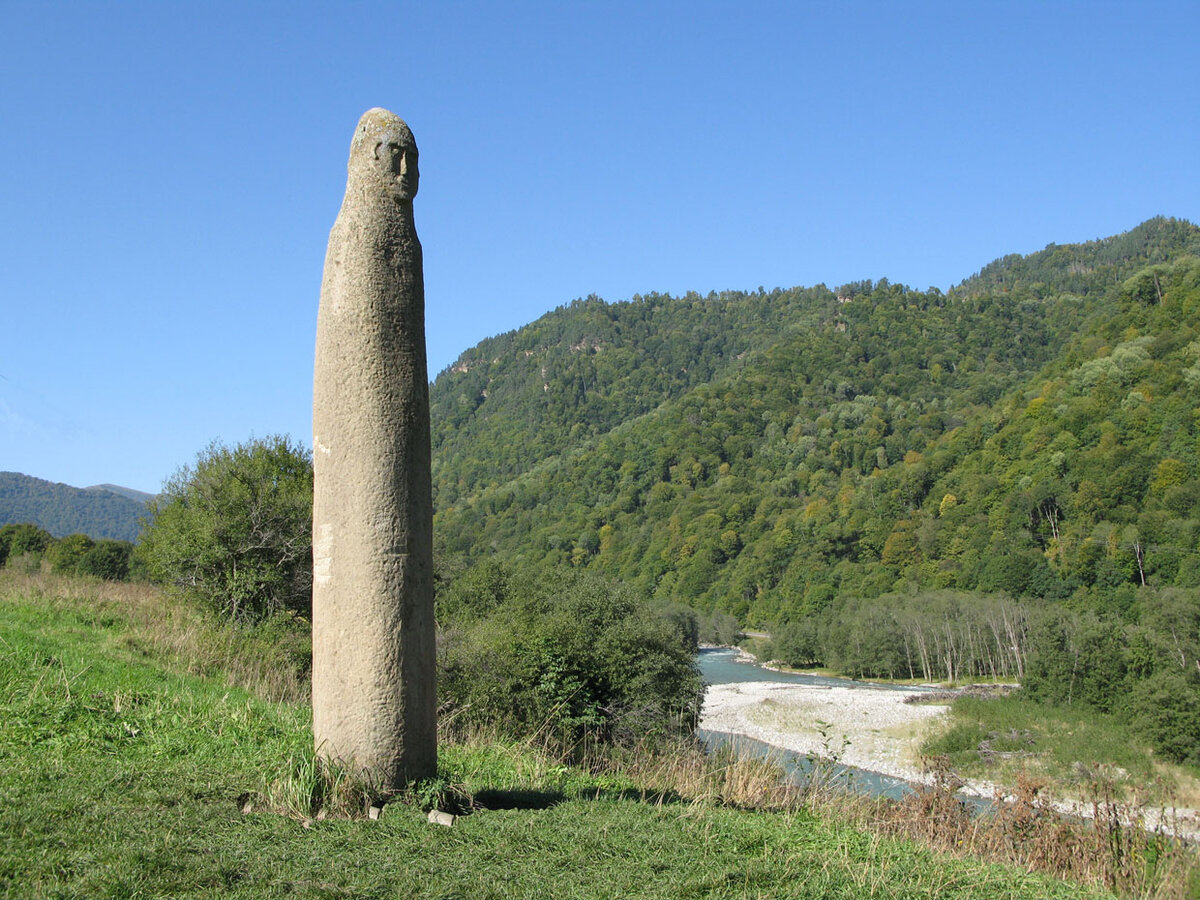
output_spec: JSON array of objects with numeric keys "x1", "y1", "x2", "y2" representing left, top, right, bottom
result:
[{"x1": 312, "y1": 108, "x2": 436, "y2": 787}]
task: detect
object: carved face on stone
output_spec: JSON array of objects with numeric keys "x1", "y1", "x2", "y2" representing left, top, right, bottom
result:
[
  {"x1": 350, "y1": 108, "x2": 419, "y2": 202},
  {"x1": 380, "y1": 139, "x2": 418, "y2": 201}
]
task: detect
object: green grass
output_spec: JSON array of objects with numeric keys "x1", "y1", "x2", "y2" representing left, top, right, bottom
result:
[{"x1": 0, "y1": 574, "x2": 1121, "y2": 899}]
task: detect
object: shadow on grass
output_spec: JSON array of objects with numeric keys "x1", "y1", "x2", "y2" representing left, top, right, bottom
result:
[
  {"x1": 471, "y1": 788, "x2": 565, "y2": 810},
  {"x1": 469, "y1": 786, "x2": 685, "y2": 811}
]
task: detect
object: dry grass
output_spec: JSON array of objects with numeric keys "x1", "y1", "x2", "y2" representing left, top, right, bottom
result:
[
  {"x1": 613, "y1": 740, "x2": 802, "y2": 809},
  {"x1": 825, "y1": 759, "x2": 1200, "y2": 900},
  {"x1": 883, "y1": 718, "x2": 943, "y2": 770},
  {"x1": 437, "y1": 720, "x2": 807, "y2": 812},
  {"x1": 1154, "y1": 763, "x2": 1200, "y2": 811}
]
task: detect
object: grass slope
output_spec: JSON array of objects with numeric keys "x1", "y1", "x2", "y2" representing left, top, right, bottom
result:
[{"x1": 0, "y1": 574, "x2": 1113, "y2": 899}]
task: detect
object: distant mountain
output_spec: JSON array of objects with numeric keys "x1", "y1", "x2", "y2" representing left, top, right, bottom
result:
[
  {"x1": 87, "y1": 483, "x2": 156, "y2": 505},
  {"x1": 0, "y1": 473, "x2": 150, "y2": 542},
  {"x1": 429, "y1": 217, "x2": 1200, "y2": 624}
]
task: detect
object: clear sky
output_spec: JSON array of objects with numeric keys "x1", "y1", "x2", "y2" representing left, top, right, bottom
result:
[{"x1": 2, "y1": 1, "x2": 1197, "y2": 494}]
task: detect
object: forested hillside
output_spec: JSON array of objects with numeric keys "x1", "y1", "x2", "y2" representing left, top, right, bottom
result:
[
  {"x1": 431, "y1": 218, "x2": 1200, "y2": 627},
  {"x1": 431, "y1": 286, "x2": 834, "y2": 504},
  {"x1": 0, "y1": 473, "x2": 149, "y2": 541},
  {"x1": 954, "y1": 215, "x2": 1200, "y2": 299}
]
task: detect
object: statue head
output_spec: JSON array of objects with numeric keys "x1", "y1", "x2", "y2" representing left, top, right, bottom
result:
[{"x1": 349, "y1": 108, "x2": 419, "y2": 202}]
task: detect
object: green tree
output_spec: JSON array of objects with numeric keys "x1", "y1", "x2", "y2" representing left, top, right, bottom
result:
[
  {"x1": 699, "y1": 609, "x2": 742, "y2": 645},
  {"x1": 1020, "y1": 612, "x2": 1078, "y2": 705},
  {"x1": 436, "y1": 557, "x2": 512, "y2": 624},
  {"x1": 138, "y1": 435, "x2": 312, "y2": 623},
  {"x1": 1127, "y1": 672, "x2": 1200, "y2": 765}
]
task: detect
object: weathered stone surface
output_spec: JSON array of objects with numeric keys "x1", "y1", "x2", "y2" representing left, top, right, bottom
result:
[
  {"x1": 312, "y1": 108, "x2": 436, "y2": 788},
  {"x1": 427, "y1": 809, "x2": 456, "y2": 827}
]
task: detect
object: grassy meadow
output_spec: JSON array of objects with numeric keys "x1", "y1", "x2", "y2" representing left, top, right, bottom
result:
[{"x1": 2, "y1": 571, "x2": 1191, "y2": 899}]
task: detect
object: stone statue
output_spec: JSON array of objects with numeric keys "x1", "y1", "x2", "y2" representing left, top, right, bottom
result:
[{"x1": 312, "y1": 108, "x2": 436, "y2": 788}]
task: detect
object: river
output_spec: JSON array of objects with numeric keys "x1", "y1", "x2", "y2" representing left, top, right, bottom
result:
[{"x1": 697, "y1": 646, "x2": 921, "y2": 691}]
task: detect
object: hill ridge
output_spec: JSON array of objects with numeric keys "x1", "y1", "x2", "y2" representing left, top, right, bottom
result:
[{"x1": 0, "y1": 472, "x2": 148, "y2": 541}]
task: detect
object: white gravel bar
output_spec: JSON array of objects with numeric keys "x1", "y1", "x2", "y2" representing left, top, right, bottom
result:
[{"x1": 700, "y1": 680, "x2": 949, "y2": 785}]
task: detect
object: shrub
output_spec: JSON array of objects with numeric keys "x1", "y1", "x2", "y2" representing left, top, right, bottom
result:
[
  {"x1": 0, "y1": 523, "x2": 52, "y2": 567},
  {"x1": 46, "y1": 533, "x2": 95, "y2": 574},
  {"x1": 138, "y1": 435, "x2": 312, "y2": 623},
  {"x1": 438, "y1": 564, "x2": 703, "y2": 752},
  {"x1": 78, "y1": 540, "x2": 134, "y2": 581}
]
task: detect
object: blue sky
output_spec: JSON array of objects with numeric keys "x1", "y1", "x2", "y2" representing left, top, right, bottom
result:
[{"x1": 2, "y1": 0, "x2": 1197, "y2": 494}]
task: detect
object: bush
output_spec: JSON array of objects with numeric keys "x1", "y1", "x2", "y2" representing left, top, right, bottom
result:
[
  {"x1": 0, "y1": 523, "x2": 52, "y2": 567},
  {"x1": 438, "y1": 564, "x2": 703, "y2": 752},
  {"x1": 78, "y1": 540, "x2": 134, "y2": 581},
  {"x1": 138, "y1": 435, "x2": 312, "y2": 623},
  {"x1": 46, "y1": 533, "x2": 95, "y2": 574},
  {"x1": 923, "y1": 720, "x2": 989, "y2": 764}
]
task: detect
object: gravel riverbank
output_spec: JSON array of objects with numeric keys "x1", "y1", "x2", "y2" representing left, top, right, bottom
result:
[{"x1": 700, "y1": 680, "x2": 951, "y2": 786}]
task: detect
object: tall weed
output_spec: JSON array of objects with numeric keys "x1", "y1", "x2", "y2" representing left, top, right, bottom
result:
[{"x1": 258, "y1": 743, "x2": 381, "y2": 819}]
